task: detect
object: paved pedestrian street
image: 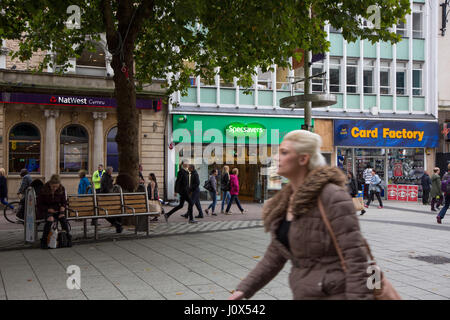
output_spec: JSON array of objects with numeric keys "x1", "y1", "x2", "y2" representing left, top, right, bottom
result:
[{"x1": 0, "y1": 200, "x2": 450, "y2": 300}]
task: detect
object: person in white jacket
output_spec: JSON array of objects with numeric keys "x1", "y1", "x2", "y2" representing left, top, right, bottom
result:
[
  {"x1": 363, "y1": 164, "x2": 373, "y2": 200},
  {"x1": 364, "y1": 169, "x2": 383, "y2": 209}
]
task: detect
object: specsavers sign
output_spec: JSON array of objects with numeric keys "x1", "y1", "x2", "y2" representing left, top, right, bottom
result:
[{"x1": 334, "y1": 120, "x2": 439, "y2": 148}]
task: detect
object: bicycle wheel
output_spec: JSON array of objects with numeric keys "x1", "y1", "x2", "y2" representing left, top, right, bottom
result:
[{"x1": 3, "y1": 201, "x2": 21, "y2": 224}]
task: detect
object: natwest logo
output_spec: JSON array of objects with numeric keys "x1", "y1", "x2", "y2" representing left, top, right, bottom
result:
[
  {"x1": 50, "y1": 96, "x2": 57, "y2": 103},
  {"x1": 56, "y1": 96, "x2": 88, "y2": 105}
]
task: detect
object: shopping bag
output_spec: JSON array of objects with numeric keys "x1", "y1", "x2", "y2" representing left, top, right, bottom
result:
[
  {"x1": 352, "y1": 197, "x2": 364, "y2": 211},
  {"x1": 47, "y1": 222, "x2": 58, "y2": 249}
]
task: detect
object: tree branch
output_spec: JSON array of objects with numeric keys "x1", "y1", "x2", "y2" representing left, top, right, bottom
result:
[{"x1": 128, "y1": 0, "x2": 155, "y2": 43}]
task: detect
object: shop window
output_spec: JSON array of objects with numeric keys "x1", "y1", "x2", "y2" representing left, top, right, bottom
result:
[
  {"x1": 9, "y1": 123, "x2": 41, "y2": 173},
  {"x1": 311, "y1": 62, "x2": 324, "y2": 92},
  {"x1": 388, "y1": 148, "x2": 424, "y2": 185},
  {"x1": 363, "y1": 60, "x2": 375, "y2": 94},
  {"x1": 106, "y1": 126, "x2": 119, "y2": 172},
  {"x1": 413, "y1": 4, "x2": 423, "y2": 39},
  {"x1": 60, "y1": 125, "x2": 89, "y2": 173},
  {"x1": 329, "y1": 58, "x2": 341, "y2": 93},
  {"x1": 396, "y1": 20, "x2": 407, "y2": 38},
  {"x1": 257, "y1": 68, "x2": 272, "y2": 90},
  {"x1": 396, "y1": 62, "x2": 407, "y2": 96},
  {"x1": 76, "y1": 42, "x2": 107, "y2": 77},
  {"x1": 413, "y1": 63, "x2": 423, "y2": 96},
  {"x1": 346, "y1": 59, "x2": 358, "y2": 93},
  {"x1": 380, "y1": 61, "x2": 390, "y2": 95}
]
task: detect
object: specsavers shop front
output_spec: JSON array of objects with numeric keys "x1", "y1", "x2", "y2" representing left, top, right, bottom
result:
[{"x1": 334, "y1": 120, "x2": 439, "y2": 201}]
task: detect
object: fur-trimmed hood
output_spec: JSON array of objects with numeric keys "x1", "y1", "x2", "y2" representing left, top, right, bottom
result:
[{"x1": 262, "y1": 166, "x2": 347, "y2": 232}]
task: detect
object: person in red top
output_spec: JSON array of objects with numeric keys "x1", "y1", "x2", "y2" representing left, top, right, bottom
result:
[{"x1": 225, "y1": 168, "x2": 245, "y2": 215}]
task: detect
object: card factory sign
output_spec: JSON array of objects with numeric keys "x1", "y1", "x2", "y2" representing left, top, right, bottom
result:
[{"x1": 0, "y1": 92, "x2": 162, "y2": 111}]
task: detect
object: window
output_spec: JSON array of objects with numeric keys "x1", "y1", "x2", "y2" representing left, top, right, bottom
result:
[
  {"x1": 107, "y1": 126, "x2": 119, "y2": 172},
  {"x1": 396, "y1": 62, "x2": 407, "y2": 96},
  {"x1": 329, "y1": 58, "x2": 341, "y2": 93},
  {"x1": 60, "y1": 125, "x2": 89, "y2": 173},
  {"x1": 9, "y1": 123, "x2": 41, "y2": 173},
  {"x1": 363, "y1": 60, "x2": 375, "y2": 94},
  {"x1": 396, "y1": 20, "x2": 407, "y2": 37},
  {"x1": 413, "y1": 63, "x2": 423, "y2": 96},
  {"x1": 413, "y1": 4, "x2": 423, "y2": 38},
  {"x1": 257, "y1": 68, "x2": 272, "y2": 90},
  {"x1": 347, "y1": 59, "x2": 358, "y2": 93},
  {"x1": 380, "y1": 61, "x2": 390, "y2": 95},
  {"x1": 312, "y1": 62, "x2": 324, "y2": 92},
  {"x1": 76, "y1": 42, "x2": 107, "y2": 77}
]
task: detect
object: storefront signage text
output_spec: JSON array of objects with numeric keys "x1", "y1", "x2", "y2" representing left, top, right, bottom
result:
[
  {"x1": 334, "y1": 120, "x2": 439, "y2": 148},
  {"x1": 351, "y1": 127, "x2": 424, "y2": 141},
  {"x1": 225, "y1": 123, "x2": 267, "y2": 138}
]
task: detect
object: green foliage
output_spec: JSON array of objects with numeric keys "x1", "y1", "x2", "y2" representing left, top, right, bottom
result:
[{"x1": 0, "y1": 0, "x2": 410, "y2": 95}]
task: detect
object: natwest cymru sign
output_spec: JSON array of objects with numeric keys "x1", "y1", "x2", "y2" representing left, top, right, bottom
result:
[{"x1": 1, "y1": 92, "x2": 162, "y2": 111}]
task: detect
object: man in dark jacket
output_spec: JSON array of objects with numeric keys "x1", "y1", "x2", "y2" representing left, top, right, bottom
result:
[
  {"x1": 182, "y1": 164, "x2": 204, "y2": 218},
  {"x1": 164, "y1": 160, "x2": 196, "y2": 223},
  {"x1": 421, "y1": 171, "x2": 431, "y2": 205},
  {"x1": 437, "y1": 164, "x2": 450, "y2": 224},
  {"x1": 100, "y1": 167, "x2": 123, "y2": 233}
]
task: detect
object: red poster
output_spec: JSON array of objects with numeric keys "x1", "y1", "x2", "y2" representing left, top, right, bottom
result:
[
  {"x1": 394, "y1": 162, "x2": 403, "y2": 177},
  {"x1": 387, "y1": 185, "x2": 398, "y2": 201},
  {"x1": 397, "y1": 185, "x2": 408, "y2": 201},
  {"x1": 407, "y1": 185, "x2": 419, "y2": 202}
]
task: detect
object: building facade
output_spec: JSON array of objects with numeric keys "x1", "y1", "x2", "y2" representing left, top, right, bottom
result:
[
  {"x1": 0, "y1": 39, "x2": 167, "y2": 199},
  {"x1": 167, "y1": 0, "x2": 439, "y2": 202}
]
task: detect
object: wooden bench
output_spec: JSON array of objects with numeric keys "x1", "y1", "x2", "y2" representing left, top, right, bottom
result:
[{"x1": 65, "y1": 186, "x2": 160, "y2": 240}]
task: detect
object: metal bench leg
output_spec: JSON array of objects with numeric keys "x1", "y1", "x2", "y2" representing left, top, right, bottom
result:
[
  {"x1": 83, "y1": 220, "x2": 87, "y2": 239},
  {"x1": 135, "y1": 216, "x2": 138, "y2": 235},
  {"x1": 95, "y1": 223, "x2": 98, "y2": 240},
  {"x1": 146, "y1": 216, "x2": 149, "y2": 236}
]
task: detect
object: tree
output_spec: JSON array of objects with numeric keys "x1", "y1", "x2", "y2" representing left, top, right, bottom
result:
[{"x1": 0, "y1": 0, "x2": 410, "y2": 187}]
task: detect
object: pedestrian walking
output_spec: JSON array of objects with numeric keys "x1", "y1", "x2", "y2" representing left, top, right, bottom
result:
[
  {"x1": 164, "y1": 159, "x2": 197, "y2": 223},
  {"x1": 77, "y1": 170, "x2": 92, "y2": 195},
  {"x1": 437, "y1": 164, "x2": 450, "y2": 224},
  {"x1": 100, "y1": 166, "x2": 123, "y2": 233},
  {"x1": 347, "y1": 171, "x2": 365, "y2": 216},
  {"x1": 147, "y1": 173, "x2": 161, "y2": 221},
  {"x1": 430, "y1": 167, "x2": 443, "y2": 212},
  {"x1": 38, "y1": 174, "x2": 72, "y2": 249},
  {"x1": 220, "y1": 166, "x2": 231, "y2": 214},
  {"x1": 225, "y1": 168, "x2": 245, "y2": 215},
  {"x1": 364, "y1": 169, "x2": 383, "y2": 209},
  {"x1": 363, "y1": 164, "x2": 373, "y2": 200},
  {"x1": 16, "y1": 168, "x2": 32, "y2": 220},
  {"x1": 205, "y1": 169, "x2": 219, "y2": 216},
  {"x1": 228, "y1": 130, "x2": 373, "y2": 300},
  {"x1": 421, "y1": 171, "x2": 431, "y2": 205},
  {"x1": 0, "y1": 168, "x2": 14, "y2": 210},
  {"x1": 187, "y1": 164, "x2": 204, "y2": 218}
]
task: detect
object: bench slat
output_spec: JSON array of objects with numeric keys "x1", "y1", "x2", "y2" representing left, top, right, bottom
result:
[{"x1": 123, "y1": 195, "x2": 146, "y2": 200}]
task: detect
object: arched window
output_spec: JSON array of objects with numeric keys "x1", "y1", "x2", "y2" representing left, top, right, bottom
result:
[
  {"x1": 9, "y1": 123, "x2": 41, "y2": 173},
  {"x1": 76, "y1": 42, "x2": 107, "y2": 76},
  {"x1": 106, "y1": 126, "x2": 118, "y2": 172},
  {"x1": 60, "y1": 125, "x2": 89, "y2": 173}
]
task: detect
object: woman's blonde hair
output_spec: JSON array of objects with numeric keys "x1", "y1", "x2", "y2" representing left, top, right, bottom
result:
[
  {"x1": 0, "y1": 168, "x2": 5, "y2": 177},
  {"x1": 48, "y1": 174, "x2": 61, "y2": 185},
  {"x1": 232, "y1": 168, "x2": 239, "y2": 175},
  {"x1": 282, "y1": 130, "x2": 326, "y2": 171},
  {"x1": 223, "y1": 165, "x2": 230, "y2": 173}
]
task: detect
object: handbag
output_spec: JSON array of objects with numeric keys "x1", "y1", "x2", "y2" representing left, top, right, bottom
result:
[
  {"x1": 148, "y1": 199, "x2": 162, "y2": 214},
  {"x1": 352, "y1": 197, "x2": 364, "y2": 211},
  {"x1": 318, "y1": 199, "x2": 401, "y2": 300}
]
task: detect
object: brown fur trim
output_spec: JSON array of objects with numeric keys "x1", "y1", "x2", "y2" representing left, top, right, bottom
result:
[{"x1": 262, "y1": 166, "x2": 347, "y2": 232}]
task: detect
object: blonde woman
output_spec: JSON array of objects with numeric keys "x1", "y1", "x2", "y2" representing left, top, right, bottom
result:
[
  {"x1": 0, "y1": 168, "x2": 13, "y2": 209},
  {"x1": 229, "y1": 130, "x2": 373, "y2": 300},
  {"x1": 225, "y1": 168, "x2": 244, "y2": 215},
  {"x1": 220, "y1": 166, "x2": 231, "y2": 213}
]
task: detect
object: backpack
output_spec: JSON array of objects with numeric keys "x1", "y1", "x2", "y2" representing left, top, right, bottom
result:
[
  {"x1": 203, "y1": 179, "x2": 214, "y2": 192},
  {"x1": 441, "y1": 177, "x2": 450, "y2": 194}
]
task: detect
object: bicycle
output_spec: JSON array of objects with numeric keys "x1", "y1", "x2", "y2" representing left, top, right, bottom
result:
[{"x1": 3, "y1": 200, "x2": 22, "y2": 224}]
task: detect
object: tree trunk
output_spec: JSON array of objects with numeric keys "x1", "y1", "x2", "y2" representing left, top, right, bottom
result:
[{"x1": 111, "y1": 49, "x2": 139, "y2": 189}]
